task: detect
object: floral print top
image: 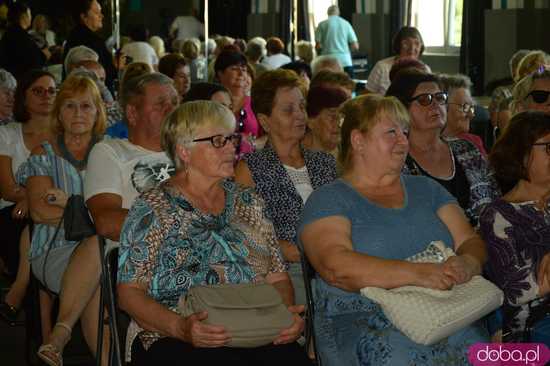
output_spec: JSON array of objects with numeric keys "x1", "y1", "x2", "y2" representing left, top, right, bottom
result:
[
  {"x1": 118, "y1": 179, "x2": 287, "y2": 354},
  {"x1": 479, "y1": 198, "x2": 550, "y2": 339},
  {"x1": 403, "y1": 137, "x2": 501, "y2": 226}
]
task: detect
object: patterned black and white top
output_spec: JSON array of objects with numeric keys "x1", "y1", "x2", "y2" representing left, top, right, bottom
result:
[
  {"x1": 403, "y1": 137, "x2": 501, "y2": 226},
  {"x1": 244, "y1": 143, "x2": 337, "y2": 244}
]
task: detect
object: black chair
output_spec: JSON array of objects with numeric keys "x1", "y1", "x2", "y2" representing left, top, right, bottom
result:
[
  {"x1": 299, "y1": 247, "x2": 322, "y2": 366},
  {"x1": 96, "y1": 237, "x2": 126, "y2": 366}
]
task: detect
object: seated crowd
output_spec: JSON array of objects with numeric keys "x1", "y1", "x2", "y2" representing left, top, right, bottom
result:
[{"x1": 0, "y1": 1, "x2": 549, "y2": 366}]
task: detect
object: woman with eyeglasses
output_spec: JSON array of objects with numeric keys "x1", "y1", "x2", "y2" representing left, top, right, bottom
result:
[
  {"x1": 386, "y1": 69, "x2": 500, "y2": 226},
  {"x1": 479, "y1": 111, "x2": 550, "y2": 345},
  {"x1": 439, "y1": 73, "x2": 487, "y2": 156},
  {"x1": 512, "y1": 68, "x2": 550, "y2": 115},
  {"x1": 117, "y1": 101, "x2": 311, "y2": 365},
  {"x1": 16, "y1": 74, "x2": 108, "y2": 366},
  {"x1": 0, "y1": 70, "x2": 56, "y2": 325},
  {"x1": 235, "y1": 69, "x2": 337, "y2": 306}
]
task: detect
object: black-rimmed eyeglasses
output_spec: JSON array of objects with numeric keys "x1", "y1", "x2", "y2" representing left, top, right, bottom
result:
[
  {"x1": 409, "y1": 92, "x2": 448, "y2": 106},
  {"x1": 448, "y1": 102, "x2": 475, "y2": 115},
  {"x1": 527, "y1": 90, "x2": 550, "y2": 104},
  {"x1": 533, "y1": 142, "x2": 550, "y2": 155},
  {"x1": 192, "y1": 133, "x2": 242, "y2": 148}
]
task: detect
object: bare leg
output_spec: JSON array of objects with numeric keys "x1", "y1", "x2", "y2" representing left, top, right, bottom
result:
[
  {"x1": 4, "y1": 225, "x2": 31, "y2": 309},
  {"x1": 39, "y1": 289, "x2": 54, "y2": 342},
  {"x1": 42, "y1": 236, "x2": 104, "y2": 361}
]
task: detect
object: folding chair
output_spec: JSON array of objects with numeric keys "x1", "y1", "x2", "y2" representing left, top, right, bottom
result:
[
  {"x1": 299, "y1": 247, "x2": 322, "y2": 366},
  {"x1": 96, "y1": 236, "x2": 124, "y2": 366}
]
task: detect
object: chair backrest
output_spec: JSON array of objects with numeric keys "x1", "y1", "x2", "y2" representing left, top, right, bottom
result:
[{"x1": 299, "y1": 247, "x2": 322, "y2": 365}]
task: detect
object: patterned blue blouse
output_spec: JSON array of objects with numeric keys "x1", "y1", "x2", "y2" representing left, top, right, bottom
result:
[
  {"x1": 16, "y1": 142, "x2": 83, "y2": 259},
  {"x1": 118, "y1": 180, "x2": 287, "y2": 349}
]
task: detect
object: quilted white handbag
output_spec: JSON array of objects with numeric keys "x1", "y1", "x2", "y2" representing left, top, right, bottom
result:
[{"x1": 360, "y1": 241, "x2": 503, "y2": 345}]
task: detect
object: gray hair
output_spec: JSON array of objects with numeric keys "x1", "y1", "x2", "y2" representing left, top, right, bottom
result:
[
  {"x1": 69, "y1": 67, "x2": 114, "y2": 104},
  {"x1": 509, "y1": 49, "x2": 530, "y2": 80},
  {"x1": 438, "y1": 73, "x2": 473, "y2": 94},
  {"x1": 327, "y1": 5, "x2": 339, "y2": 16},
  {"x1": 311, "y1": 55, "x2": 343, "y2": 76},
  {"x1": 120, "y1": 72, "x2": 174, "y2": 118},
  {"x1": 245, "y1": 40, "x2": 266, "y2": 62},
  {"x1": 0, "y1": 68, "x2": 16, "y2": 91},
  {"x1": 161, "y1": 100, "x2": 235, "y2": 170},
  {"x1": 64, "y1": 46, "x2": 99, "y2": 75}
]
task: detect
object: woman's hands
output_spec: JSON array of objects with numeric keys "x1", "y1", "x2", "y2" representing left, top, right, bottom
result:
[
  {"x1": 273, "y1": 305, "x2": 305, "y2": 345},
  {"x1": 442, "y1": 254, "x2": 480, "y2": 285},
  {"x1": 176, "y1": 311, "x2": 231, "y2": 348},
  {"x1": 44, "y1": 188, "x2": 68, "y2": 208},
  {"x1": 11, "y1": 199, "x2": 28, "y2": 219},
  {"x1": 412, "y1": 263, "x2": 455, "y2": 290}
]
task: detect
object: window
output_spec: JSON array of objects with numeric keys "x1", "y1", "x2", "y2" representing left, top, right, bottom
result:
[
  {"x1": 308, "y1": 0, "x2": 337, "y2": 41},
  {"x1": 410, "y1": 0, "x2": 463, "y2": 55}
]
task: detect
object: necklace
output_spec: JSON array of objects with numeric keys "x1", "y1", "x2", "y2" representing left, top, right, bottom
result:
[{"x1": 57, "y1": 134, "x2": 97, "y2": 170}]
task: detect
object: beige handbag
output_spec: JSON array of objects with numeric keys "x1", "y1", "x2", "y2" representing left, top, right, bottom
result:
[
  {"x1": 179, "y1": 282, "x2": 294, "y2": 348},
  {"x1": 361, "y1": 241, "x2": 503, "y2": 345}
]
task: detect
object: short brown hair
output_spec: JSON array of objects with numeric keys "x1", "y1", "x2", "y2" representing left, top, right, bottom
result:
[
  {"x1": 51, "y1": 74, "x2": 106, "y2": 136},
  {"x1": 251, "y1": 69, "x2": 306, "y2": 117},
  {"x1": 158, "y1": 53, "x2": 187, "y2": 79},
  {"x1": 266, "y1": 37, "x2": 285, "y2": 55},
  {"x1": 392, "y1": 26, "x2": 425, "y2": 56},
  {"x1": 489, "y1": 111, "x2": 550, "y2": 193},
  {"x1": 13, "y1": 69, "x2": 55, "y2": 123},
  {"x1": 310, "y1": 70, "x2": 355, "y2": 93},
  {"x1": 339, "y1": 94, "x2": 409, "y2": 172}
]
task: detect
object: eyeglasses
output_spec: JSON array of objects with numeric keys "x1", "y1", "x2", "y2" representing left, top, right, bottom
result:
[
  {"x1": 448, "y1": 102, "x2": 475, "y2": 115},
  {"x1": 409, "y1": 92, "x2": 448, "y2": 106},
  {"x1": 533, "y1": 142, "x2": 550, "y2": 155},
  {"x1": 30, "y1": 86, "x2": 56, "y2": 97},
  {"x1": 192, "y1": 133, "x2": 242, "y2": 148},
  {"x1": 527, "y1": 90, "x2": 550, "y2": 104}
]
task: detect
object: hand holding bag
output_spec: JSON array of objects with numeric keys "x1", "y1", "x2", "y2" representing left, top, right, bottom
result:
[
  {"x1": 360, "y1": 241, "x2": 504, "y2": 345},
  {"x1": 179, "y1": 282, "x2": 294, "y2": 348}
]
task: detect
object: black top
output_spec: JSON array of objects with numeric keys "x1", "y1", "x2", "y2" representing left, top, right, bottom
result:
[
  {"x1": 62, "y1": 24, "x2": 116, "y2": 92},
  {"x1": 0, "y1": 25, "x2": 47, "y2": 80}
]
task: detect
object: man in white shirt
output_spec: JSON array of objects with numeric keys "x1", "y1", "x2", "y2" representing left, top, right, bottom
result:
[
  {"x1": 85, "y1": 73, "x2": 178, "y2": 243},
  {"x1": 170, "y1": 11, "x2": 205, "y2": 41}
]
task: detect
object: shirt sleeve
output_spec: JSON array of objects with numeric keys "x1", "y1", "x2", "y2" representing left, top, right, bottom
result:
[
  {"x1": 84, "y1": 142, "x2": 123, "y2": 201},
  {"x1": 15, "y1": 154, "x2": 51, "y2": 186},
  {"x1": 117, "y1": 197, "x2": 159, "y2": 287},
  {"x1": 0, "y1": 125, "x2": 11, "y2": 156},
  {"x1": 347, "y1": 22, "x2": 358, "y2": 43},
  {"x1": 366, "y1": 60, "x2": 385, "y2": 94}
]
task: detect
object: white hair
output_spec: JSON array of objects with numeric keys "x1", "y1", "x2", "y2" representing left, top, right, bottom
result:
[
  {"x1": 0, "y1": 68, "x2": 16, "y2": 91},
  {"x1": 327, "y1": 5, "x2": 339, "y2": 16},
  {"x1": 311, "y1": 55, "x2": 343, "y2": 76},
  {"x1": 64, "y1": 46, "x2": 99, "y2": 75}
]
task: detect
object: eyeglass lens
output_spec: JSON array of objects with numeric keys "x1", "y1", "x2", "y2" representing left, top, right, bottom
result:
[
  {"x1": 212, "y1": 134, "x2": 242, "y2": 148},
  {"x1": 413, "y1": 92, "x2": 447, "y2": 106},
  {"x1": 31, "y1": 87, "x2": 56, "y2": 97},
  {"x1": 529, "y1": 90, "x2": 550, "y2": 104}
]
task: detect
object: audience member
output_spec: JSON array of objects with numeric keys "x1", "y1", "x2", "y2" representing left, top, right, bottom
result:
[
  {"x1": 310, "y1": 70, "x2": 355, "y2": 98},
  {"x1": 246, "y1": 38, "x2": 270, "y2": 78},
  {"x1": 281, "y1": 61, "x2": 312, "y2": 90},
  {"x1": 367, "y1": 26, "x2": 430, "y2": 95},
  {"x1": 315, "y1": 5, "x2": 358, "y2": 77},
  {"x1": 169, "y1": 9, "x2": 204, "y2": 41},
  {"x1": 158, "y1": 53, "x2": 191, "y2": 102},
  {"x1": 63, "y1": 0, "x2": 116, "y2": 91},
  {"x1": 512, "y1": 67, "x2": 550, "y2": 115},
  {"x1": 386, "y1": 69, "x2": 500, "y2": 225},
  {"x1": 299, "y1": 93, "x2": 489, "y2": 366},
  {"x1": 439, "y1": 73, "x2": 487, "y2": 155},
  {"x1": 262, "y1": 37, "x2": 291, "y2": 70},
  {"x1": 514, "y1": 50, "x2": 550, "y2": 83},
  {"x1": 0, "y1": 68, "x2": 16, "y2": 125},
  {"x1": 64, "y1": 45, "x2": 99, "y2": 77},
  {"x1": 182, "y1": 82, "x2": 232, "y2": 110},
  {"x1": 118, "y1": 101, "x2": 310, "y2": 365},
  {"x1": 29, "y1": 14, "x2": 56, "y2": 49},
  {"x1": 310, "y1": 55, "x2": 343, "y2": 76},
  {"x1": 16, "y1": 74, "x2": 108, "y2": 366},
  {"x1": 302, "y1": 85, "x2": 349, "y2": 156},
  {"x1": 0, "y1": 2, "x2": 49, "y2": 80},
  {"x1": 480, "y1": 111, "x2": 550, "y2": 344},
  {"x1": 121, "y1": 24, "x2": 158, "y2": 69},
  {"x1": 295, "y1": 40, "x2": 315, "y2": 65},
  {"x1": 148, "y1": 35, "x2": 166, "y2": 60},
  {"x1": 488, "y1": 87, "x2": 513, "y2": 146},
  {"x1": 509, "y1": 49, "x2": 530, "y2": 80},
  {"x1": 235, "y1": 69, "x2": 337, "y2": 305},
  {"x1": 182, "y1": 38, "x2": 207, "y2": 83}
]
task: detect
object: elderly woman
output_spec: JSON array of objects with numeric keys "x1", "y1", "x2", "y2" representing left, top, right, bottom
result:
[
  {"x1": 159, "y1": 53, "x2": 191, "y2": 102},
  {"x1": 299, "y1": 94, "x2": 489, "y2": 366},
  {"x1": 479, "y1": 111, "x2": 550, "y2": 344},
  {"x1": 16, "y1": 75, "x2": 108, "y2": 366},
  {"x1": 0, "y1": 68, "x2": 16, "y2": 125},
  {"x1": 366, "y1": 26, "x2": 430, "y2": 95},
  {"x1": 514, "y1": 50, "x2": 550, "y2": 83},
  {"x1": 512, "y1": 68, "x2": 550, "y2": 115},
  {"x1": 386, "y1": 69, "x2": 500, "y2": 226},
  {"x1": 234, "y1": 69, "x2": 337, "y2": 305},
  {"x1": 439, "y1": 73, "x2": 487, "y2": 155},
  {"x1": 215, "y1": 49, "x2": 261, "y2": 155},
  {"x1": 0, "y1": 70, "x2": 56, "y2": 324},
  {"x1": 302, "y1": 85, "x2": 349, "y2": 156},
  {"x1": 117, "y1": 101, "x2": 310, "y2": 365}
]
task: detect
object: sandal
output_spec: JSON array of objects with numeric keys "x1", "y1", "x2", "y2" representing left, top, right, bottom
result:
[{"x1": 37, "y1": 322, "x2": 72, "y2": 366}]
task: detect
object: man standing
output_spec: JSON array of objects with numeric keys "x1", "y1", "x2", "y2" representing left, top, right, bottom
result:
[
  {"x1": 315, "y1": 5, "x2": 359, "y2": 78},
  {"x1": 63, "y1": 0, "x2": 117, "y2": 91},
  {"x1": 85, "y1": 73, "x2": 178, "y2": 243}
]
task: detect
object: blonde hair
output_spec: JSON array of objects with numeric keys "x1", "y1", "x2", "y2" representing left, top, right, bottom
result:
[
  {"x1": 51, "y1": 75, "x2": 106, "y2": 136},
  {"x1": 511, "y1": 68, "x2": 550, "y2": 114},
  {"x1": 161, "y1": 100, "x2": 235, "y2": 170},
  {"x1": 149, "y1": 36, "x2": 166, "y2": 58},
  {"x1": 296, "y1": 40, "x2": 315, "y2": 64},
  {"x1": 182, "y1": 38, "x2": 201, "y2": 60},
  {"x1": 514, "y1": 50, "x2": 550, "y2": 82},
  {"x1": 338, "y1": 94, "x2": 409, "y2": 172}
]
